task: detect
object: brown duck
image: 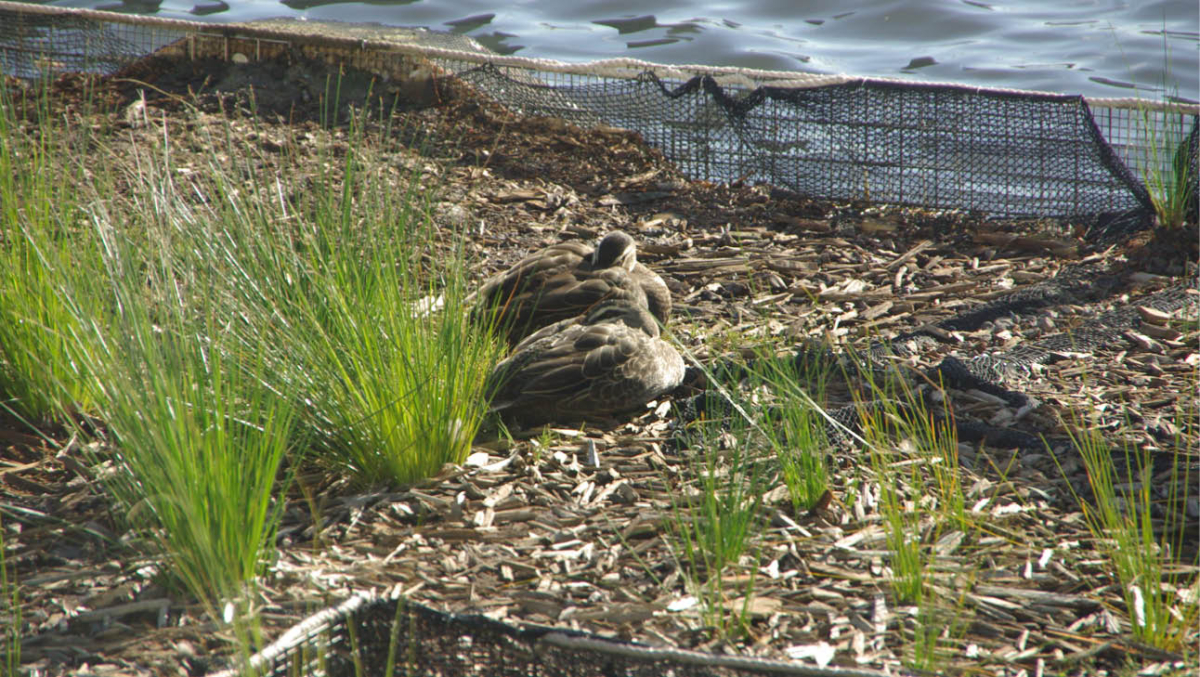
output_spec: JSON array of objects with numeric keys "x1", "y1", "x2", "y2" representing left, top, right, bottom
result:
[
  {"x1": 470, "y1": 231, "x2": 671, "y2": 345},
  {"x1": 485, "y1": 299, "x2": 685, "y2": 426}
]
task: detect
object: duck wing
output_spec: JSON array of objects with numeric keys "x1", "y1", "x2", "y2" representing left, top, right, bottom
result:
[
  {"x1": 487, "y1": 318, "x2": 684, "y2": 424},
  {"x1": 473, "y1": 247, "x2": 647, "y2": 344},
  {"x1": 632, "y1": 262, "x2": 672, "y2": 325},
  {"x1": 470, "y1": 241, "x2": 590, "y2": 311}
]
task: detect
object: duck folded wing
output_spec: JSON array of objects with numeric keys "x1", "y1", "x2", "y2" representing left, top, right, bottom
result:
[
  {"x1": 631, "y1": 263, "x2": 672, "y2": 323},
  {"x1": 474, "y1": 243, "x2": 590, "y2": 303},
  {"x1": 526, "y1": 271, "x2": 648, "y2": 321},
  {"x1": 470, "y1": 231, "x2": 671, "y2": 346},
  {"x1": 486, "y1": 312, "x2": 683, "y2": 425},
  {"x1": 490, "y1": 324, "x2": 625, "y2": 401}
]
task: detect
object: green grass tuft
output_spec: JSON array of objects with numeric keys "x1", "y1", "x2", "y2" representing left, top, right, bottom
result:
[
  {"x1": 181, "y1": 109, "x2": 501, "y2": 487},
  {"x1": 1060, "y1": 405, "x2": 1199, "y2": 654},
  {"x1": 745, "y1": 346, "x2": 834, "y2": 512},
  {"x1": 0, "y1": 76, "x2": 500, "y2": 627},
  {"x1": 59, "y1": 199, "x2": 299, "y2": 615},
  {"x1": 0, "y1": 82, "x2": 100, "y2": 420}
]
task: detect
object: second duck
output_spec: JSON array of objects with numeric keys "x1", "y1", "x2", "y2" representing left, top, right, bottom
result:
[{"x1": 470, "y1": 230, "x2": 671, "y2": 346}]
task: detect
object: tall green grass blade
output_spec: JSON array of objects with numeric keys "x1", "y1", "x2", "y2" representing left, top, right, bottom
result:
[
  {"x1": 1063, "y1": 416, "x2": 1199, "y2": 653},
  {"x1": 64, "y1": 210, "x2": 298, "y2": 613},
  {"x1": 0, "y1": 81, "x2": 99, "y2": 419}
]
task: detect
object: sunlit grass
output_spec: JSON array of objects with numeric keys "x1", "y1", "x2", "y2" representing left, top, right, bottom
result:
[
  {"x1": 845, "y1": 351, "x2": 978, "y2": 669},
  {"x1": 1136, "y1": 106, "x2": 1196, "y2": 230},
  {"x1": 665, "y1": 347, "x2": 772, "y2": 639},
  {"x1": 72, "y1": 298, "x2": 298, "y2": 613},
  {"x1": 0, "y1": 75, "x2": 499, "y2": 628},
  {"x1": 175, "y1": 105, "x2": 502, "y2": 487},
  {"x1": 1059, "y1": 401, "x2": 1199, "y2": 654},
  {"x1": 0, "y1": 81, "x2": 99, "y2": 420},
  {"x1": 663, "y1": 338, "x2": 837, "y2": 640},
  {"x1": 667, "y1": 428, "x2": 767, "y2": 638},
  {"x1": 46, "y1": 162, "x2": 300, "y2": 616},
  {"x1": 746, "y1": 345, "x2": 834, "y2": 512},
  {"x1": 1114, "y1": 28, "x2": 1197, "y2": 229},
  {"x1": 666, "y1": 336, "x2": 984, "y2": 648}
]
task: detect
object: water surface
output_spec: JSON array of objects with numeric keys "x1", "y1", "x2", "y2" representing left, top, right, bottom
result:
[{"x1": 38, "y1": 0, "x2": 1200, "y2": 102}]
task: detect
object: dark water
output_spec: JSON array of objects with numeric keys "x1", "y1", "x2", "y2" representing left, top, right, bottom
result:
[{"x1": 41, "y1": 0, "x2": 1200, "y2": 102}]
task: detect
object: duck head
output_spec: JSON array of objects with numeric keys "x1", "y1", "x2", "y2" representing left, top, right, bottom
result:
[{"x1": 592, "y1": 231, "x2": 637, "y2": 272}]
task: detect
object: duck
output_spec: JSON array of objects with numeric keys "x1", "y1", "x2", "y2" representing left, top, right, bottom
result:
[
  {"x1": 484, "y1": 299, "x2": 685, "y2": 426},
  {"x1": 470, "y1": 230, "x2": 671, "y2": 345}
]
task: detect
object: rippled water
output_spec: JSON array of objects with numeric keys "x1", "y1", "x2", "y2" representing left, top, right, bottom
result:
[{"x1": 41, "y1": 0, "x2": 1200, "y2": 102}]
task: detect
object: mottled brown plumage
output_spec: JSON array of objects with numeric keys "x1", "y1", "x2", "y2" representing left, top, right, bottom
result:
[
  {"x1": 470, "y1": 231, "x2": 671, "y2": 345},
  {"x1": 485, "y1": 300, "x2": 685, "y2": 426}
]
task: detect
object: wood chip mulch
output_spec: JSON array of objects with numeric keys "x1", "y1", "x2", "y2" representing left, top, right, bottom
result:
[{"x1": 1, "y1": 59, "x2": 1197, "y2": 676}]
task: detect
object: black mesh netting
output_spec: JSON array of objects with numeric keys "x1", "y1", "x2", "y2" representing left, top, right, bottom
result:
[
  {"x1": 455, "y1": 66, "x2": 1196, "y2": 221},
  {"x1": 2, "y1": 1, "x2": 1198, "y2": 223},
  {"x1": 208, "y1": 592, "x2": 887, "y2": 677},
  {"x1": 0, "y1": 4, "x2": 182, "y2": 77},
  {"x1": 1180, "y1": 113, "x2": 1199, "y2": 225}
]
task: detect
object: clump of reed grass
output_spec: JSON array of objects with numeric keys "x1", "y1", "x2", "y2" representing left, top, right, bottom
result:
[
  {"x1": 745, "y1": 345, "x2": 834, "y2": 512},
  {"x1": 177, "y1": 104, "x2": 501, "y2": 487},
  {"x1": 668, "y1": 399, "x2": 768, "y2": 639},
  {"x1": 1058, "y1": 402, "x2": 1199, "y2": 654},
  {"x1": 0, "y1": 81, "x2": 100, "y2": 420},
  {"x1": 660, "y1": 342, "x2": 776, "y2": 639},
  {"x1": 844, "y1": 353, "x2": 978, "y2": 669},
  {"x1": 46, "y1": 150, "x2": 300, "y2": 615},
  {"x1": 0, "y1": 75, "x2": 500, "y2": 624},
  {"x1": 1136, "y1": 106, "x2": 1195, "y2": 230},
  {"x1": 1115, "y1": 29, "x2": 1197, "y2": 229},
  {"x1": 660, "y1": 339, "x2": 837, "y2": 639}
]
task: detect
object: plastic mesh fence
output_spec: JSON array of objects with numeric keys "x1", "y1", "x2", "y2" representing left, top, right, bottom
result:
[
  {"x1": 1, "y1": 1, "x2": 1196, "y2": 223},
  {"x1": 207, "y1": 591, "x2": 891, "y2": 677},
  {"x1": 0, "y1": 3, "x2": 182, "y2": 77},
  {"x1": 453, "y1": 66, "x2": 1185, "y2": 219}
]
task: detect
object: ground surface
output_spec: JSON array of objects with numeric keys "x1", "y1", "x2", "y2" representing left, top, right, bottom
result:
[{"x1": 1, "y1": 53, "x2": 1197, "y2": 676}]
